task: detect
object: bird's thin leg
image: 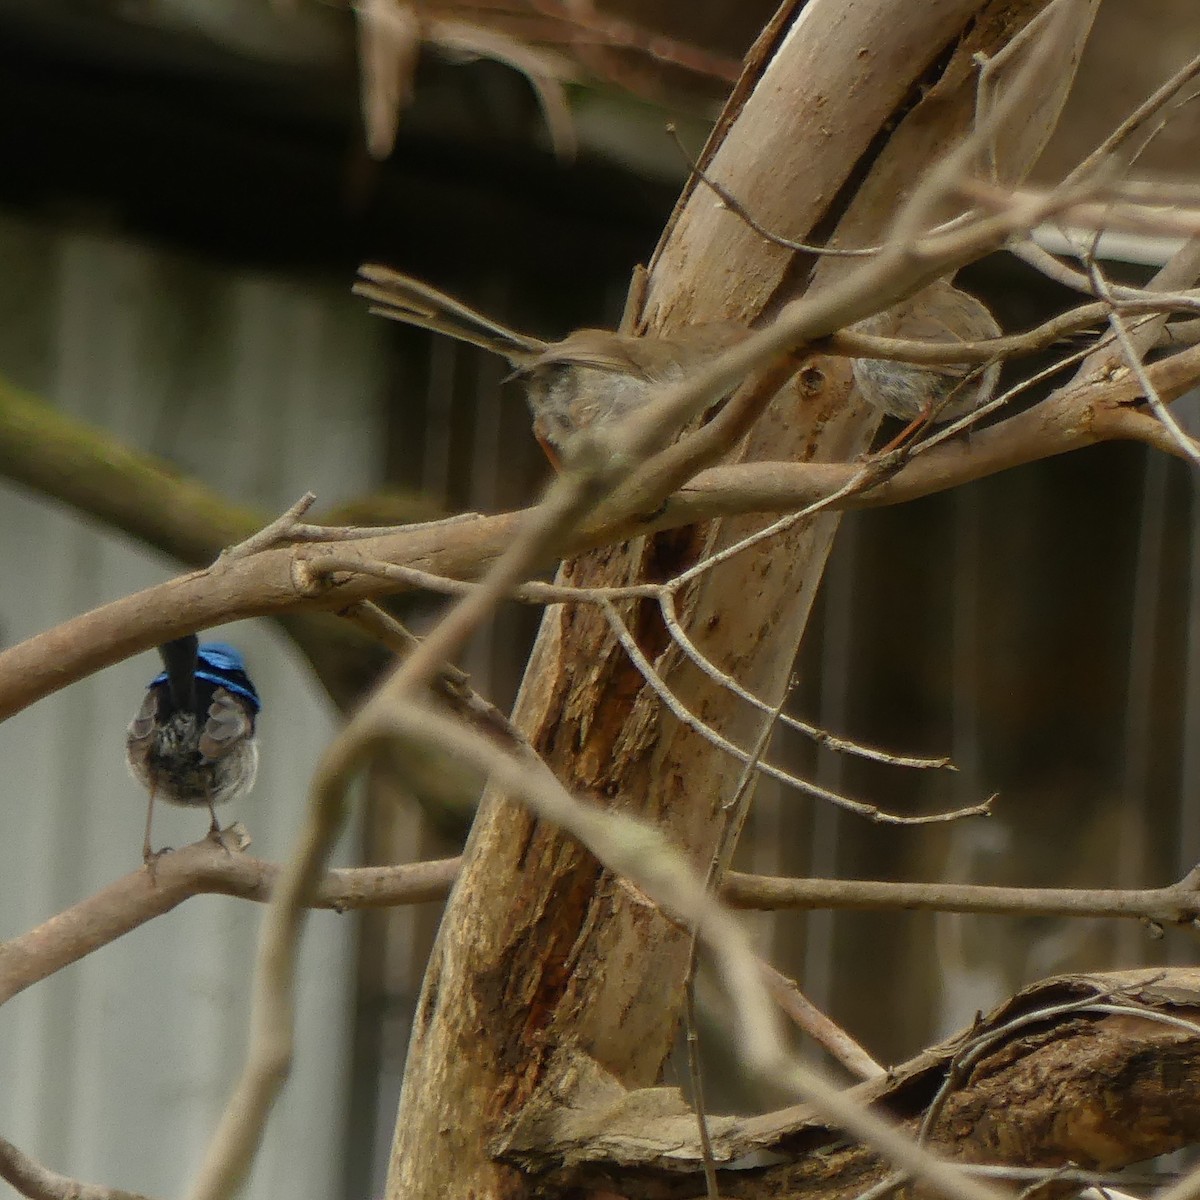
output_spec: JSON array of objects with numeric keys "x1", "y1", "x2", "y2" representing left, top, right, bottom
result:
[
  {"x1": 874, "y1": 401, "x2": 933, "y2": 457},
  {"x1": 142, "y1": 786, "x2": 159, "y2": 866},
  {"x1": 205, "y1": 786, "x2": 235, "y2": 854},
  {"x1": 535, "y1": 431, "x2": 563, "y2": 473}
]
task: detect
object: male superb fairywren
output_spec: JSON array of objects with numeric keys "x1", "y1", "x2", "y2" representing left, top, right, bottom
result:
[{"x1": 126, "y1": 635, "x2": 261, "y2": 863}]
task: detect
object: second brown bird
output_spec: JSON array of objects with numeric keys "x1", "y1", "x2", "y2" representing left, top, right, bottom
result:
[{"x1": 850, "y1": 278, "x2": 1002, "y2": 426}]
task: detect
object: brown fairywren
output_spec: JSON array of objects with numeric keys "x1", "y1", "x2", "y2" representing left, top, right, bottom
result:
[
  {"x1": 851, "y1": 279, "x2": 1001, "y2": 425},
  {"x1": 355, "y1": 265, "x2": 749, "y2": 468}
]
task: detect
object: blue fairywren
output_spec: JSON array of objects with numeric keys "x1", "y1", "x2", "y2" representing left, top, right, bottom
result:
[{"x1": 126, "y1": 635, "x2": 261, "y2": 863}]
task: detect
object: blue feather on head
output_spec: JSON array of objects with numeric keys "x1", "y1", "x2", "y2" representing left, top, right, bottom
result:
[{"x1": 151, "y1": 641, "x2": 261, "y2": 710}]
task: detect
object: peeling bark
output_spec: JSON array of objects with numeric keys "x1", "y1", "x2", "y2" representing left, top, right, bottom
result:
[{"x1": 501, "y1": 970, "x2": 1200, "y2": 1197}]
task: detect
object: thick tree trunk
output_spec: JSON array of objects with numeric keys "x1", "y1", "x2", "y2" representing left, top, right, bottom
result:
[{"x1": 385, "y1": 2, "x2": 1095, "y2": 1196}]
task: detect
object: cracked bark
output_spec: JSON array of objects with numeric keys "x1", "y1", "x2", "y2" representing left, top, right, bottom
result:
[{"x1": 500, "y1": 970, "x2": 1200, "y2": 1197}]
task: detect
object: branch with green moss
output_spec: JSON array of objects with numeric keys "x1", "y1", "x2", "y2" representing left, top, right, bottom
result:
[{"x1": 0, "y1": 370, "x2": 442, "y2": 712}]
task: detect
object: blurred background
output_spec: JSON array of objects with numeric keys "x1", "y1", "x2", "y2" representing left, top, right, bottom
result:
[{"x1": 0, "y1": 1, "x2": 1199, "y2": 1197}]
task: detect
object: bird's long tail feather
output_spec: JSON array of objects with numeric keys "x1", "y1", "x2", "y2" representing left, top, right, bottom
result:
[
  {"x1": 354, "y1": 264, "x2": 546, "y2": 361},
  {"x1": 157, "y1": 635, "x2": 199, "y2": 715}
]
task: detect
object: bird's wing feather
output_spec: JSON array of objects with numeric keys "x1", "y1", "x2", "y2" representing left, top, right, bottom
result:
[
  {"x1": 198, "y1": 688, "x2": 254, "y2": 760},
  {"x1": 127, "y1": 689, "x2": 158, "y2": 744},
  {"x1": 882, "y1": 310, "x2": 975, "y2": 382},
  {"x1": 534, "y1": 331, "x2": 652, "y2": 378}
]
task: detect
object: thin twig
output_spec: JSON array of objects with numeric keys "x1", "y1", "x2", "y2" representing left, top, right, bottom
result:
[
  {"x1": 967, "y1": 186, "x2": 1200, "y2": 241},
  {"x1": 1086, "y1": 257, "x2": 1200, "y2": 467},
  {"x1": 760, "y1": 961, "x2": 885, "y2": 1080},
  {"x1": 682, "y1": 968, "x2": 720, "y2": 1200},
  {"x1": 286, "y1": 512, "x2": 483, "y2": 542},
  {"x1": 314, "y1": 553, "x2": 953, "y2": 770},
  {"x1": 0, "y1": 1137, "x2": 155, "y2": 1200},
  {"x1": 658, "y1": 592, "x2": 951, "y2": 770},
  {"x1": 964, "y1": 1167, "x2": 1168, "y2": 1187},
  {"x1": 668, "y1": 123, "x2": 881, "y2": 258},
  {"x1": 851, "y1": 1171, "x2": 909, "y2": 1200},
  {"x1": 600, "y1": 598, "x2": 992, "y2": 826},
  {"x1": 1065, "y1": 50, "x2": 1200, "y2": 187},
  {"x1": 686, "y1": 675, "x2": 792, "y2": 1199},
  {"x1": 221, "y1": 492, "x2": 481, "y2": 559},
  {"x1": 670, "y1": 465, "x2": 884, "y2": 589},
  {"x1": 826, "y1": 300, "x2": 1104, "y2": 364},
  {"x1": 1010, "y1": 237, "x2": 1141, "y2": 299},
  {"x1": 307, "y1": 553, "x2": 660, "y2": 605},
  {"x1": 221, "y1": 492, "x2": 318, "y2": 560},
  {"x1": 337, "y1": 600, "x2": 524, "y2": 747},
  {"x1": 906, "y1": 327, "x2": 1125, "y2": 457}
]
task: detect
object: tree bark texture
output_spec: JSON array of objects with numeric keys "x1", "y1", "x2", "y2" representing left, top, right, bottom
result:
[
  {"x1": 499, "y1": 969, "x2": 1200, "y2": 1196},
  {"x1": 386, "y1": 1, "x2": 1098, "y2": 1196}
]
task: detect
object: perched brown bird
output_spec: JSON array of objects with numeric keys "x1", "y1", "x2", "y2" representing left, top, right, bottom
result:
[
  {"x1": 355, "y1": 265, "x2": 749, "y2": 468},
  {"x1": 851, "y1": 278, "x2": 1001, "y2": 427}
]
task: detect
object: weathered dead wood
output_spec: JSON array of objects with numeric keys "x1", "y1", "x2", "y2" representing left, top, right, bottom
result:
[
  {"x1": 384, "y1": 2, "x2": 1097, "y2": 1197},
  {"x1": 501, "y1": 969, "x2": 1200, "y2": 1197}
]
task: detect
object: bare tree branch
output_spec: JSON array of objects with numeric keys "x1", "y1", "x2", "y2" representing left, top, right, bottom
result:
[
  {"x1": 722, "y1": 866, "x2": 1200, "y2": 926},
  {"x1": 599, "y1": 597, "x2": 989, "y2": 824},
  {"x1": 9, "y1": 841, "x2": 1200, "y2": 1022},
  {"x1": 0, "y1": 1136, "x2": 155, "y2": 1200},
  {"x1": 760, "y1": 961, "x2": 887, "y2": 1082},
  {"x1": 0, "y1": 838, "x2": 460, "y2": 1007}
]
